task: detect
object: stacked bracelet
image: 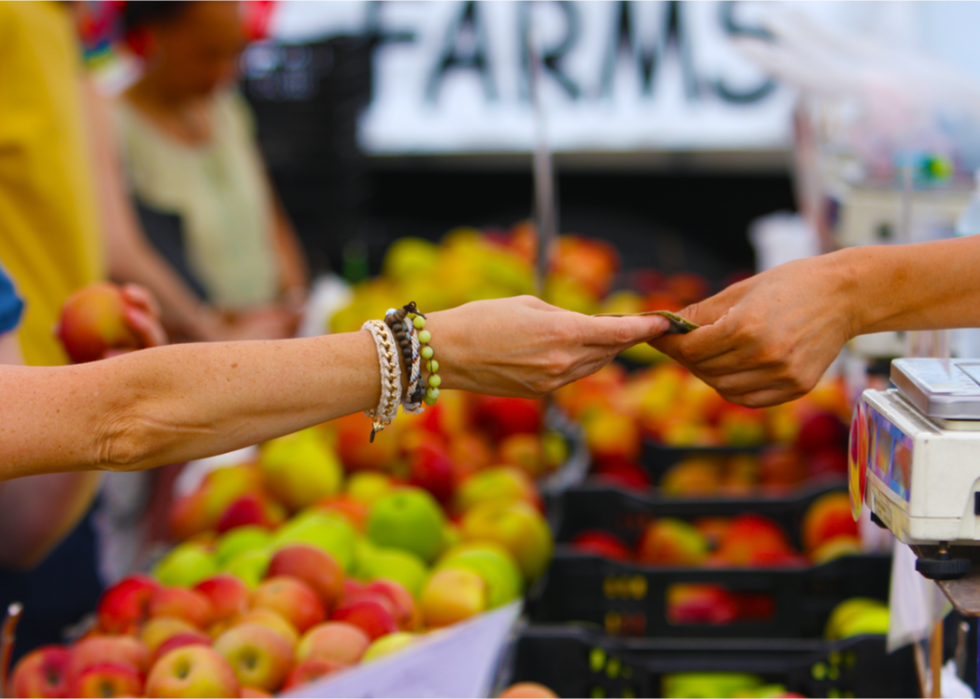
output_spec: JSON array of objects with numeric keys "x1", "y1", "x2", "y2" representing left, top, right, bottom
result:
[
  {"x1": 362, "y1": 319, "x2": 402, "y2": 441},
  {"x1": 385, "y1": 306, "x2": 423, "y2": 414},
  {"x1": 386, "y1": 302, "x2": 441, "y2": 407}
]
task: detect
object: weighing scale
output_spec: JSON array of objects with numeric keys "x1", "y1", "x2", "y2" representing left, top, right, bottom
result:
[{"x1": 850, "y1": 358, "x2": 980, "y2": 581}]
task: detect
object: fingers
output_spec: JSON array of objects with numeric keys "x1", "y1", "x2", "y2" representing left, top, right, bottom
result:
[
  {"x1": 579, "y1": 314, "x2": 671, "y2": 347},
  {"x1": 120, "y1": 284, "x2": 161, "y2": 319},
  {"x1": 123, "y1": 305, "x2": 168, "y2": 349},
  {"x1": 652, "y1": 310, "x2": 739, "y2": 365}
]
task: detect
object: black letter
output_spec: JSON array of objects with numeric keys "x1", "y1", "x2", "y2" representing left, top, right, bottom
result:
[
  {"x1": 712, "y1": 2, "x2": 776, "y2": 104},
  {"x1": 425, "y1": 1, "x2": 496, "y2": 104},
  {"x1": 519, "y1": 1, "x2": 582, "y2": 102}
]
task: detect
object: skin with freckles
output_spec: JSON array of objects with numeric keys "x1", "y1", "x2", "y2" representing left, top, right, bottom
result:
[
  {"x1": 0, "y1": 295, "x2": 668, "y2": 482},
  {"x1": 651, "y1": 235, "x2": 980, "y2": 407}
]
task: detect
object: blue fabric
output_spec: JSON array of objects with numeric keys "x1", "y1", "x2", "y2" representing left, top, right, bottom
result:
[{"x1": 0, "y1": 264, "x2": 24, "y2": 334}]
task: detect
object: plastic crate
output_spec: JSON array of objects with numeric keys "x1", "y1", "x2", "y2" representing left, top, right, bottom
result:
[
  {"x1": 496, "y1": 625, "x2": 919, "y2": 698},
  {"x1": 531, "y1": 484, "x2": 890, "y2": 638}
]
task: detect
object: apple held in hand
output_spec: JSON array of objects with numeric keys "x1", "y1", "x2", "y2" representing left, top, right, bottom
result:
[
  {"x1": 57, "y1": 282, "x2": 139, "y2": 363},
  {"x1": 145, "y1": 646, "x2": 239, "y2": 698},
  {"x1": 10, "y1": 645, "x2": 72, "y2": 699}
]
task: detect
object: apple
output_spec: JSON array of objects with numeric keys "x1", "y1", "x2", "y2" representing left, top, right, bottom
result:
[
  {"x1": 237, "y1": 609, "x2": 299, "y2": 650},
  {"x1": 636, "y1": 519, "x2": 708, "y2": 566},
  {"x1": 214, "y1": 624, "x2": 293, "y2": 693},
  {"x1": 807, "y1": 448, "x2": 848, "y2": 479},
  {"x1": 497, "y1": 434, "x2": 546, "y2": 478},
  {"x1": 497, "y1": 682, "x2": 559, "y2": 698},
  {"x1": 759, "y1": 448, "x2": 806, "y2": 488},
  {"x1": 584, "y1": 410, "x2": 641, "y2": 462},
  {"x1": 571, "y1": 531, "x2": 633, "y2": 562},
  {"x1": 354, "y1": 546, "x2": 428, "y2": 598},
  {"x1": 715, "y1": 515, "x2": 793, "y2": 567},
  {"x1": 314, "y1": 497, "x2": 370, "y2": 531},
  {"x1": 153, "y1": 632, "x2": 213, "y2": 665},
  {"x1": 272, "y1": 513, "x2": 356, "y2": 573},
  {"x1": 281, "y1": 659, "x2": 345, "y2": 691},
  {"x1": 802, "y1": 492, "x2": 859, "y2": 553},
  {"x1": 436, "y1": 543, "x2": 523, "y2": 609},
  {"x1": 660, "y1": 458, "x2": 723, "y2": 498},
  {"x1": 448, "y1": 431, "x2": 495, "y2": 478},
  {"x1": 470, "y1": 396, "x2": 542, "y2": 440},
  {"x1": 250, "y1": 576, "x2": 325, "y2": 633},
  {"x1": 837, "y1": 607, "x2": 890, "y2": 638},
  {"x1": 666, "y1": 584, "x2": 738, "y2": 625},
  {"x1": 67, "y1": 662, "x2": 143, "y2": 699},
  {"x1": 453, "y1": 467, "x2": 539, "y2": 514},
  {"x1": 794, "y1": 411, "x2": 848, "y2": 453},
  {"x1": 693, "y1": 517, "x2": 731, "y2": 549},
  {"x1": 407, "y1": 442, "x2": 456, "y2": 504},
  {"x1": 197, "y1": 466, "x2": 266, "y2": 530},
  {"x1": 152, "y1": 543, "x2": 218, "y2": 588},
  {"x1": 421, "y1": 568, "x2": 488, "y2": 628},
  {"x1": 68, "y1": 635, "x2": 150, "y2": 678},
  {"x1": 240, "y1": 688, "x2": 273, "y2": 698},
  {"x1": 267, "y1": 545, "x2": 344, "y2": 612},
  {"x1": 145, "y1": 646, "x2": 239, "y2": 698},
  {"x1": 149, "y1": 587, "x2": 214, "y2": 629},
  {"x1": 825, "y1": 598, "x2": 888, "y2": 640},
  {"x1": 332, "y1": 411, "x2": 399, "y2": 472},
  {"x1": 259, "y1": 429, "x2": 343, "y2": 511},
  {"x1": 10, "y1": 645, "x2": 71, "y2": 698},
  {"x1": 666, "y1": 272, "x2": 711, "y2": 305},
  {"x1": 459, "y1": 501, "x2": 553, "y2": 581},
  {"x1": 194, "y1": 575, "x2": 251, "y2": 623},
  {"x1": 367, "y1": 488, "x2": 448, "y2": 563},
  {"x1": 344, "y1": 472, "x2": 393, "y2": 506},
  {"x1": 719, "y1": 406, "x2": 767, "y2": 446},
  {"x1": 297, "y1": 622, "x2": 370, "y2": 666},
  {"x1": 140, "y1": 617, "x2": 200, "y2": 655},
  {"x1": 361, "y1": 632, "x2": 417, "y2": 663},
  {"x1": 593, "y1": 457, "x2": 651, "y2": 491},
  {"x1": 57, "y1": 282, "x2": 139, "y2": 363},
  {"x1": 810, "y1": 535, "x2": 862, "y2": 565},
  {"x1": 216, "y1": 494, "x2": 285, "y2": 534},
  {"x1": 330, "y1": 597, "x2": 398, "y2": 641},
  {"x1": 362, "y1": 579, "x2": 420, "y2": 631},
  {"x1": 170, "y1": 492, "x2": 212, "y2": 542},
  {"x1": 97, "y1": 574, "x2": 161, "y2": 634}
]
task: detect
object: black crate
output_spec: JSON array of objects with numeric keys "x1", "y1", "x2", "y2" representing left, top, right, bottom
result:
[{"x1": 497, "y1": 625, "x2": 919, "y2": 698}]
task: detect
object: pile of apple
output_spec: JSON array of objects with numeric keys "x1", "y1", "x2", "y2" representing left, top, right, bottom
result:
[
  {"x1": 572, "y1": 491, "x2": 860, "y2": 570},
  {"x1": 662, "y1": 673, "x2": 805, "y2": 699},
  {"x1": 554, "y1": 362, "x2": 851, "y2": 486}
]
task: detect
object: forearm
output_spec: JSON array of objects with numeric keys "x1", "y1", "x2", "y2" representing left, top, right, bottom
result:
[
  {"x1": 844, "y1": 236, "x2": 980, "y2": 335},
  {"x1": 0, "y1": 331, "x2": 379, "y2": 480},
  {"x1": 0, "y1": 472, "x2": 102, "y2": 569}
]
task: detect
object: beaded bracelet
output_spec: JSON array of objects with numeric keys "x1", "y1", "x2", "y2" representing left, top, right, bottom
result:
[
  {"x1": 362, "y1": 319, "x2": 402, "y2": 441},
  {"x1": 385, "y1": 307, "x2": 423, "y2": 414},
  {"x1": 387, "y1": 302, "x2": 441, "y2": 407}
]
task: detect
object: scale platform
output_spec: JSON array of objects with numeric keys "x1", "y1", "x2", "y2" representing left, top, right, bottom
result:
[{"x1": 851, "y1": 359, "x2": 980, "y2": 582}]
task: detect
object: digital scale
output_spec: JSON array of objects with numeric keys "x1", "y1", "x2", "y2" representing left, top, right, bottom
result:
[{"x1": 850, "y1": 358, "x2": 980, "y2": 580}]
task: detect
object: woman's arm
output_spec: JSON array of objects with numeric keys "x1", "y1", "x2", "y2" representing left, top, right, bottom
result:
[
  {"x1": 0, "y1": 296, "x2": 667, "y2": 480},
  {"x1": 651, "y1": 235, "x2": 980, "y2": 407}
]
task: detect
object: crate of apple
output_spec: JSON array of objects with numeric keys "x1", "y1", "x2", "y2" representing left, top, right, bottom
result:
[
  {"x1": 554, "y1": 362, "x2": 851, "y2": 493},
  {"x1": 528, "y1": 489, "x2": 891, "y2": 638},
  {"x1": 502, "y1": 619, "x2": 915, "y2": 699}
]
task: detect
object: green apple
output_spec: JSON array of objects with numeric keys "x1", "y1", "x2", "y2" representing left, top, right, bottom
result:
[
  {"x1": 663, "y1": 673, "x2": 763, "y2": 699},
  {"x1": 459, "y1": 501, "x2": 553, "y2": 582},
  {"x1": 260, "y1": 428, "x2": 343, "y2": 511},
  {"x1": 222, "y1": 547, "x2": 272, "y2": 588},
  {"x1": 356, "y1": 547, "x2": 429, "y2": 598},
  {"x1": 152, "y1": 543, "x2": 218, "y2": 588},
  {"x1": 838, "y1": 607, "x2": 890, "y2": 638},
  {"x1": 346, "y1": 472, "x2": 394, "y2": 505},
  {"x1": 273, "y1": 513, "x2": 356, "y2": 572},
  {"x1": 362, "y1": 632, "x2": 417, "y2": 663},
  {"x1": 215, "y1": 526, "x2": 273, "y2": 567},
  {"x1": 436, "y1": 543, "x2": 523, "y2": 608},
  {"x1": 825, "y1": 598, "x2": 887, "y2": 640},
  {"x1": 368, "y1": 488, "x2": 447, "y2": 563}
]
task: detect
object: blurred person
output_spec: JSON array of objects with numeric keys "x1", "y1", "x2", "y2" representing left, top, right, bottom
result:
[
  {"x1": 652, "y1": 235, "x2": 980, "y2": 407},
  {"x1": 115, "y1": 1, "x2": 308, "y2": 333}
]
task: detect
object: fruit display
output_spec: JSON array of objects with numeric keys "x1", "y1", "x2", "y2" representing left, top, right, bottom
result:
[{"x1": 554, "y1": 361, "x2": 851, "y2": 490}]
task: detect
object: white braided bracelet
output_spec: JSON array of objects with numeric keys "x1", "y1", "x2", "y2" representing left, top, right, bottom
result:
[{"x1": 362, "y1": 319, "x2": 402, "y2": 441}]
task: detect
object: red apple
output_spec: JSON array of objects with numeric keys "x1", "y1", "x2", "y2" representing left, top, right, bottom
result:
[
  {"x1": 470, "y1": 396, "x2": 542, "y2": 440},
  {"x1": 282, "y1": 659, "x2": 345, "y2": 691},
  {"x1": 10, "y1": 645, "x2": 71, "y2": 698},
  {"x1": 236, "y1": 609, "x2": 299, "y2": 650},
  {"x1": 297, "y1": 622, "x2": 370, "y2": 666},
  {"x1": 716, "y1": 514, "x2": 793, "y2": 567},
  {"x1": 667, "y1": 584, "x2": 738, "y2": 625},
  {"x1": 149, "y1": 587, "x2": 214, "y2": 629},
  {"x1": 363, "y1": 579, "x2": 421, "y2": 631},
  {"x1": 145, "y1": 646, "x2": 239, "y2": 698},
  {"x1": 330, "y1": 598, "x2": 397, "y2": 641},
  {"x1": 240, "y1": 688, "x2": 272, "y2": 698},
  {"x1": 67, "y1": 662, "x2": 143, "y2": 699},
  {"x1": 214, "y1": 624, "x2": 293, "y2": 693},
  {"x1": 635, "y1": 519, "x2": 708, "y2": 566},
  {"x1": 313, "y1": 497, "x2": 370, "y2": 531},
  {"x1": 215, "y1": 494, "x2": 284, "y2": 534},
  {"x1": 497, "y1": 434, "x2": 546, "y2": 478},
  {"x1": 802, "y1": 492, "x2": 859, "y2": 553},
  {"x1": 68, "y1": 635, "x2": 150, "y2": 678},
  {"x1": 169, "y1": 491, "x2": 212, "y2": 542},
  {"x1": 593, "y1": 457, "x2": 650, "y2": 491},
  {"x1": 267, "y1": 545, "x2": 345, "y2": 612},
  {"x1": 250, "y1": 576, "x2": 325, "y2": 634},
  {"x1": 571, "y1": 531, "x2": 633, "y2": 561},
  {"x1": 795, "y1": 412, "x2": 848, "y2": 453},
  {"x1": 97, "y1": 574, "x2": 162, "y2": 634},
  {"x1": 408, "y1": 442, "x2": 456, "y2": 504},
  {"x1": 153, "y1": 632, "x2": 213, "y2": 665},
  {"x1": 57, "y1": 282, "x2": 139, "y2": 363},
  {"x1": 193, "y1": 575, "x2": 251, "y2": 623},
  {"x1": 332, "y1": 413, "x2": 398, "y2": 472},
  {"x1": 807, "y1": 448, "x2": 848, "y2": 479},
  {"x1": 140, "y1": 617, "x2": 201, "y2": 656}
]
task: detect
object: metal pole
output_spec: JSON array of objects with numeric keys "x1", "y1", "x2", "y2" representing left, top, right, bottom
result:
[{"x1": 527, "y1": 13, "x2": 557, "y2": 298}]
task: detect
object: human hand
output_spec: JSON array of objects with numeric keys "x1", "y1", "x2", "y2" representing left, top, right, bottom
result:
[
  {"x1": 103, "y1": 284, "x2": 167, "y2": 358},
  {"x1": 649, "y1": 254, "x2": 857, "y2": 408},
  {"x1": 427, "y1": 295, "x2": 670, "y2": 398}
]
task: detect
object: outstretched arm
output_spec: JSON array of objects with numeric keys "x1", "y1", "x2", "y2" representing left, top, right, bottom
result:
[
  {"x1": 0, "y1": 296, "x2": 668, "y2": 481},
  {"x1": 651, "y1": 235, "x2": 980, "y2": 407}
]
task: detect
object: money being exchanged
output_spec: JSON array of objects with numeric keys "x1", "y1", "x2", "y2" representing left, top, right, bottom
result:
[{"x1": 592, "y1": 310, "x2": 700, "y2": 335}]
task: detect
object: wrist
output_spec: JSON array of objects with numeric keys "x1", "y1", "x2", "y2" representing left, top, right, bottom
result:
[
  {"x1": 833, "y1": 245, "x2": 891, "y2": 338},
  {"x1": 422, "y1": 310, "x2": 463, "y2": 392}
]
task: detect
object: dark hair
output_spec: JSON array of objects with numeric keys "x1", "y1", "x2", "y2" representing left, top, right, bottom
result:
[{"x1": 122, "y1": 1, "x2": 193, "y2": 33}]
